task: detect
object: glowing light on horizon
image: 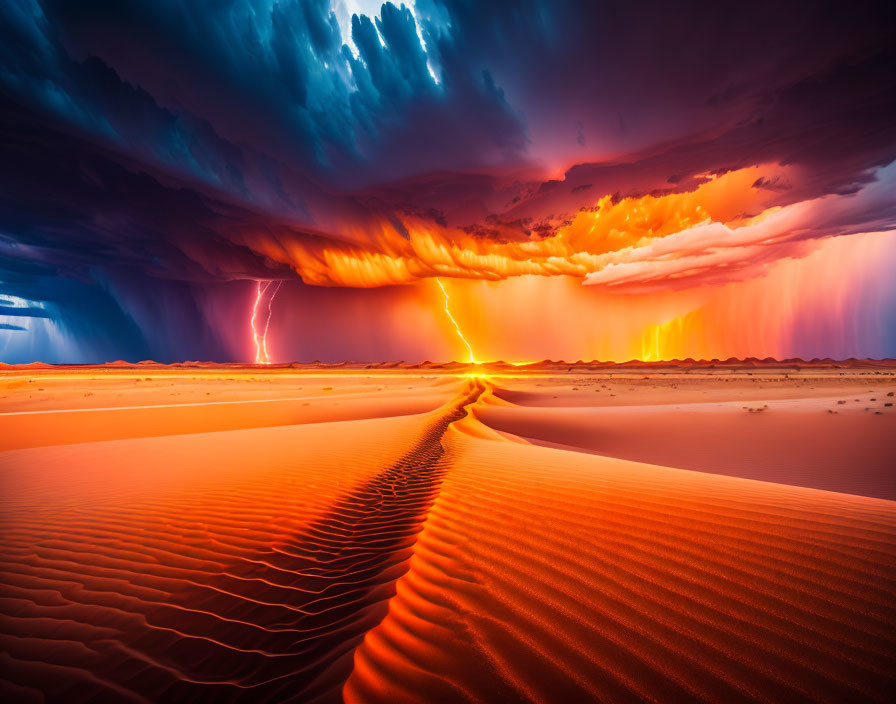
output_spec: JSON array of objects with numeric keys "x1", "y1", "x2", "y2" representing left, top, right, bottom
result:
[
  {"x1": 637, "y1": 311, "x2": 705, "y2": 361},
  {"x1": 436, "y1": 277, "x2": 476, "y2": 364},
  {"x1": 251, "y1": 281, "x2": 282, "y2": 364}
]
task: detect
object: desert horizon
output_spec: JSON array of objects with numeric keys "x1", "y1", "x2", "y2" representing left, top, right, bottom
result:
[{"x1": 7, "y1": 357, "x2": 896, "y2": 368}]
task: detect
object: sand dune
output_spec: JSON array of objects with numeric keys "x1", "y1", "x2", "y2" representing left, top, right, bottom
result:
[
  {"x1": 477, "y1": 390, "x2": 896, "y2": 499},
  {"x1": 0, "y1": 372, "x2": 457, "y2": 450},
  {"x1": 1, "y1": 366, "x2": 894, "y2": 702},
  {"x1": 0, "y1": 391, "x2": 454, "y2": 452},
  {"x1": 347, "y1": 424, "x2": 896, "y2": 703},
  {"x1": 1, "y1": 382, "x2": 482, "y2": 702}
]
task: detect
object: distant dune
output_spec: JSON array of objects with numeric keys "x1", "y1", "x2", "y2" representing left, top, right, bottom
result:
[{"x1": 3, "y1": 357, "x2": 896, "y2": 373}]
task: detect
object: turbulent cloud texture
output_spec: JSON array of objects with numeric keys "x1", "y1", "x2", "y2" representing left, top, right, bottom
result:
[{"x1": 1, "y1": 1, "x2": 895, "y2": 361}]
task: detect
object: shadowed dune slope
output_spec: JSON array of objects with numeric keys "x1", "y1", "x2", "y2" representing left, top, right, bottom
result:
[
  {"x1": 0, "y1": 383, "x2": 483, "y2": 703},
  {"x1": 345, "y1": 426, "x2": 896, "y2": 704}
]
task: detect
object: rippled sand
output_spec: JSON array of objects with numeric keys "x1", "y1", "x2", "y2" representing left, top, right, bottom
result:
[{"x1": 1, "y1": 364, "x2": 894, "y2": 702}]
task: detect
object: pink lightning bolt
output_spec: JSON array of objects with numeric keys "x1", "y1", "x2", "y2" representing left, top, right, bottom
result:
[
  {"x1": 260, "y1": 281, "x2": 282, "y2": 364},
  {"x1": 251, "y1": 281, "x2": 282, "y2": 364}
]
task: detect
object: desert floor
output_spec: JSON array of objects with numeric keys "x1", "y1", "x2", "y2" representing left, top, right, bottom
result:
[{"x1": 1, "y1": 363, "x2": 895, "y2": 703}]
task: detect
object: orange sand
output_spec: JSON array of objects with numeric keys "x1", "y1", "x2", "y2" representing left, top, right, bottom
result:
[{"x1": 1, "y1": 364, "x2": 894, "y2": 703}]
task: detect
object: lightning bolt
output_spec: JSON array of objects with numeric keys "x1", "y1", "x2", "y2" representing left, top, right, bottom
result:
[
  {"x1": 261, "y1": 281, "x2": 282, "y2": 364},
  {"x1": 436, "y1": 277, "x2": 476, "y2": 364},
  {"x1": 251, "y1": 281, "x2": 281, "y2": 364}
]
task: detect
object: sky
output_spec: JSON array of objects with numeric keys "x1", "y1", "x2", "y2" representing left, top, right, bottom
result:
[{"x1": 1, "y1": 0, "x2": 895, "y2": 363}]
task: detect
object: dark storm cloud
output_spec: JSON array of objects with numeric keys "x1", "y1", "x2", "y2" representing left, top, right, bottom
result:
[
  {"x1": 3, "y1": 1, "x2": 894, "y2": 255},
  {"x1": 21, "y1": 0, "x2": 527, "y2": 189},
  {"x1": 0, "y1": 95, "x2": 289, "y2": 283},
  {"x1": 497, "y1": 51, "x2": 896, "y2": 223},
  {"x1": 1, "y1": 1, "x2": 895, "y2": 361},
  {"x1": 431, "y1": 0, "x2": 895, "y2": 162},
  {"x1": 347, "y1": 2, "x2": 896, "y2": 234}
]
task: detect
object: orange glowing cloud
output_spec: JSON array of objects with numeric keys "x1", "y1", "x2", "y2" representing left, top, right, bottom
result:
[
  {"x1": 237, "y1": 162, "x2": 893, "y2": 294},
  {"x1": 583, "y1": 163, "x2": 896, "y2": 292}
]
